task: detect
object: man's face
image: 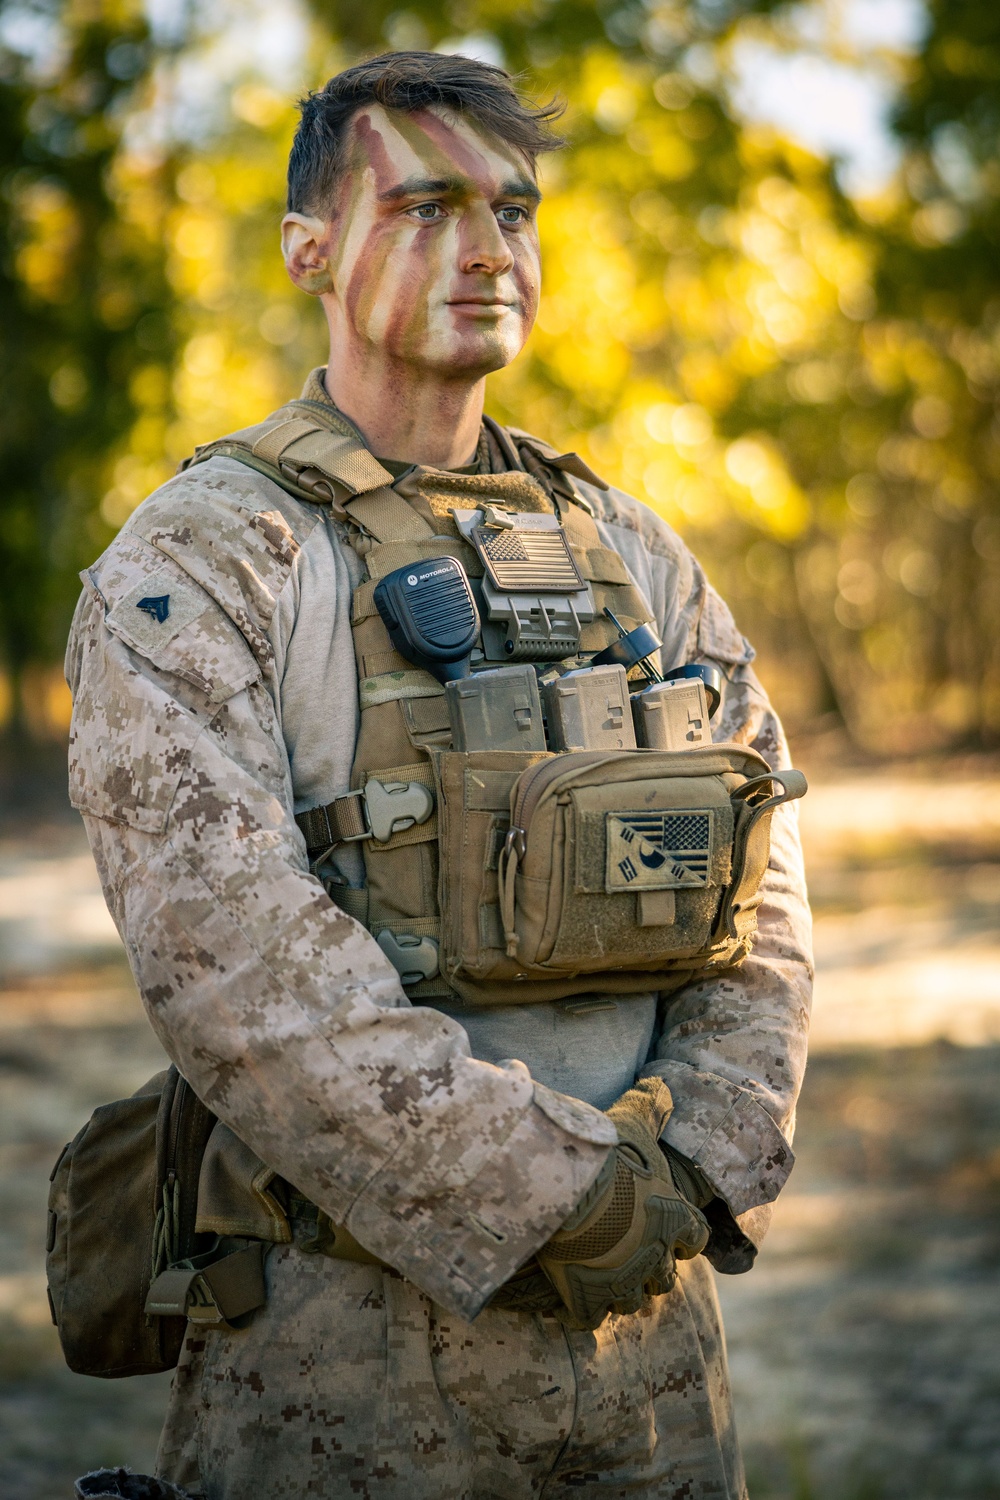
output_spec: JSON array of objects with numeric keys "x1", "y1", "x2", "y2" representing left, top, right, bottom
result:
[{"x1": 322, "y1": 104, "x2": 541, "y2": 377}]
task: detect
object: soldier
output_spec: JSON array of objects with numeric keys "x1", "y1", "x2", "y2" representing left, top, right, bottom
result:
[{"x1": 66, "y1": 50, "x2": 812, "y2": 1500}]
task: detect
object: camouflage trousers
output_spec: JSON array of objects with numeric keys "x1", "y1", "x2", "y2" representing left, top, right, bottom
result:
[{"x1": 156, "y1": 1240, "x2": 747, "y2": 1500}]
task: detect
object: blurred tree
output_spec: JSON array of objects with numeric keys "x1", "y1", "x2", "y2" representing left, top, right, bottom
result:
[
  {"x1": 769, "y1": 0, "x2": 1000, "y2": 748},
  {"x1": 871, "y1": 0, "x2": 1000, "y2": 745},
  {"x1": 146, "y1": 77, "x2": 326, "y2": 491},
  {"x1": 1, "y1": 0, "x2": 997, "y2": 753},
  {"x1": 0, "y1": 0, "x2": 179, "y2": 739},
  {"x1": 299, "y1": 0, "x2": 1000, "y2": 749}
]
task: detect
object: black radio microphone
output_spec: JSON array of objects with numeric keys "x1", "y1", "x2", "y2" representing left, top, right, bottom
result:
[{"x1": 373, "y1": 556, "x2": 480, "y2": 684}]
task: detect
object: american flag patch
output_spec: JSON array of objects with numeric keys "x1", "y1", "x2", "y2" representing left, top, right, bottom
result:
[
  {"x1": 474, "y1": 524, "x2": 584, "y2": 594},
  {"x1": 606, "y1": 810, "x2": 713, "y2": 890}
]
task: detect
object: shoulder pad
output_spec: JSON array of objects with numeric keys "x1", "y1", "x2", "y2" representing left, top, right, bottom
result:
[
  {"x1": 86, "y1": 535, "x2": 261, "y2": 703},
  {"x1": 181, "y1": 400, "x2": 392, "y2": 510},
  {"x1": 697, "y1": 584, "x2": 755, "y2": 667}
]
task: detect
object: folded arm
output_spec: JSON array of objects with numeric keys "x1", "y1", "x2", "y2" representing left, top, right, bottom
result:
[{"x1": 588, "y1": 485, "x2": 813, "y2": 1271}]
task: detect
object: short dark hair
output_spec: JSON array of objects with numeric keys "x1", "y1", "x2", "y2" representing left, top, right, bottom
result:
[{"x1": 287, "y1": 51, "x2": 564, "y2": 215}]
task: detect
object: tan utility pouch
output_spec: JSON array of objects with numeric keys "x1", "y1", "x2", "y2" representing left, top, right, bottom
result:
[
  {"x1": 46, "y1": 1068, "x2": 275, "y2": 1378},
  {"x1": 434, "y1": 744, "x2": 805, "y2": 996}
]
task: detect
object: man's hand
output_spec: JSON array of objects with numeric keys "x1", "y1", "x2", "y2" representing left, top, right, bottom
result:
[{"x1": 537, "y1": 1078, "x2": 709, "y2": 1330}]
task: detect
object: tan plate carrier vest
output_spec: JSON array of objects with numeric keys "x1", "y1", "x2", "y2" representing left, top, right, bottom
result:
[{"x1": 185, "y1": 399, "x2": 804, "y2": 1010}]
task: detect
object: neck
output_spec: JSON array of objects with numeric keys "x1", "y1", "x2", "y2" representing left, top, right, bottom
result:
[{"x1": 322, "y1": 337, "x2": 485, "y2": 470}]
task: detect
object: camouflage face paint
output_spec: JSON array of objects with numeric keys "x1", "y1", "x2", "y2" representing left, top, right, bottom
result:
[{"x1": 325, "y1": 105, "x2": 541, "y2": 378}]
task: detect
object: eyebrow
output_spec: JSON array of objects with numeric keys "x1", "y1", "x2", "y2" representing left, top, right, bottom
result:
[{"x1": 378, "y1": 174, "x2": 542, "y2": 205}]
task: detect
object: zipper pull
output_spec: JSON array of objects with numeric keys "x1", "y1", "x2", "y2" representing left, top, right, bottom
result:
[{"x1": 503, "y1": 827, "x2": 526, "y2": 862}]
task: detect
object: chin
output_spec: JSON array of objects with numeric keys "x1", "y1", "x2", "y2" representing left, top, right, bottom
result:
[{"x1": 420, "y1": 331, "x2": 525, "y2": 378}]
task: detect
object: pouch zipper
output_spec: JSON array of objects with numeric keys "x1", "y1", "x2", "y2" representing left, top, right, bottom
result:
[
  {"x1": 502, "y1": 751, "x2": 655, "y2": 960},
  {"x1": 508, "y1": 750, "x2": 611, "y2": 837}
]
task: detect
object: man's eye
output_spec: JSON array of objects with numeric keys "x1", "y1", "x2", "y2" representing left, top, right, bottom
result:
[
  {"x1": 412, "y1": 203, "x2": 444, "y2": 220},
  {"x1": 497, "y1": 206, "x2": 528, "y2": 225}
]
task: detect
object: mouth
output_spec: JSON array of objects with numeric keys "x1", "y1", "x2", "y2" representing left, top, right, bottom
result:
[{"x1": 446, "y1": 297, "x2": 515, "y2": 312}]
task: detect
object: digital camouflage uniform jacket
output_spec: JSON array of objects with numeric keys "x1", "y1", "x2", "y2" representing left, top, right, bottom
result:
[{"x1": 65, "y1": 378, "x2": 813, "y2": 1323}]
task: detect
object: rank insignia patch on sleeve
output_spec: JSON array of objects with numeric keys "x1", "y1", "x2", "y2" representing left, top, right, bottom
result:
[
  {"x1": 109, "y1": 574, "x2": 208, "y2": 655},
  {"x1": 606, "y1": 810, "x2": 713, "y2": 890},
  {"x1": 136, "y1": 595, "x2": 170, "y2": 622}
]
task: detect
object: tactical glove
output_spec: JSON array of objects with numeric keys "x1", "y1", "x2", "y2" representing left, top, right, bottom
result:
[{"x1": 537, "y1": 1077, "x2": 710, "y2": 1331}]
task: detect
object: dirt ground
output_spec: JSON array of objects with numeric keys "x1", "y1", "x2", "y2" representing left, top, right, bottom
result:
[{"x1": 1, "y1": 756, "x2": 998, "y2": 1500}]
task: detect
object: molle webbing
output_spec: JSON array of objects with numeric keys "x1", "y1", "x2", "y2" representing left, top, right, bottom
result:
[{"x1": 344, "y1": 472, "x2": 655, "y2": 1006}]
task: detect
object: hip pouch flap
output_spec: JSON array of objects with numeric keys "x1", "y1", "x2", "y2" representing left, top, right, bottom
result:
[{"x1": 46, "y1": 1066, "x2": 217, "y2": 1378}]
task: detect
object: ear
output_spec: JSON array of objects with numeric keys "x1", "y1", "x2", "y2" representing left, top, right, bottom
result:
[{"x1": 281, "y1": 212, "x2": 334, "y2": 296}]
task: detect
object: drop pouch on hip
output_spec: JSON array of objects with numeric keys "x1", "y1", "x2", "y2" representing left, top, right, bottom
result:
[{"x1": 46, "y1": 1066, "x2": 217, "y2": 1377}]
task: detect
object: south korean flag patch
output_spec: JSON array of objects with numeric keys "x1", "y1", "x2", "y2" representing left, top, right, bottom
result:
[{"x1": 606, "y1": 809, "x2": 714, "y2": 891}]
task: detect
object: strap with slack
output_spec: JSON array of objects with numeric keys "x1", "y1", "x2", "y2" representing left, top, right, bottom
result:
[{"x1": 182, "y1": 395, "x2": 402, "y2": 517}]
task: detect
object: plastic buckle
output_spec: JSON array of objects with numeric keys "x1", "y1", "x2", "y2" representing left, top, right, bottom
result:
[
  {"x1": 340, "y1": 780, "x2": 435, "y2": 844},
  {"x1": 481, "y1": 503, "x2": 516, "y2": 529},
  {"x1": 377, "y1": 931, "x2": 440, "y2": 984},
  {"x1": 364, "y1": 779, "x2": 434, "y2": 842}
]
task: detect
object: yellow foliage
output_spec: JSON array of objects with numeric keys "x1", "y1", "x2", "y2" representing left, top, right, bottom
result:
[
  {"x1": 27, "y1": 10, "x2": 985, "y2": 750},
  {"x1": 20, "y1": 664, "x2": 74, "y2": 740},
  {"x1": 13, "y1": 181, "x2": 81, "y2": 303}
]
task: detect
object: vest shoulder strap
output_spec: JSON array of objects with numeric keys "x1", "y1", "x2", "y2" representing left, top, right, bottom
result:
[{"x1": 342, "y1": 488, "x2": 436, "y2": 544}]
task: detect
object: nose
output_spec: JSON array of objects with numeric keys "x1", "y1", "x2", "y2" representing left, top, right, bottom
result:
[{"x1": 457, "y1": 202, "x2": 514, "y2": 277}]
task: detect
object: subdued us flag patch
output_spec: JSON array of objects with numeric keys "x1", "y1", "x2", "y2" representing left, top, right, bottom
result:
[{"x1": 605, "y1": 809, "x2": 714, "y2": 891}]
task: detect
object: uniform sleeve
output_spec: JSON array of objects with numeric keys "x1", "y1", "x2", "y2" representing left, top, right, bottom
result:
[
  {"x1": 641, "y1": 552, "x2": 813, "y2": 1272},
  {"x1": 67, "y1": 523, "x2": 615, "y2": 1322}
]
